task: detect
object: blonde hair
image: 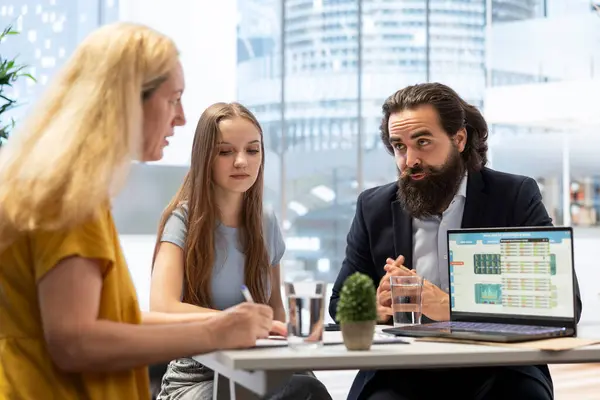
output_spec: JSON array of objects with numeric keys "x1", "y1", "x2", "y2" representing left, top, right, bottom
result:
[{"x1": 0, "y1": 22, "x2": 179, "y2": 248}]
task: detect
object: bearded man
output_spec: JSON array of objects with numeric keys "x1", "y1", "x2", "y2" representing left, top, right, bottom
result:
[{"x1": 329, "y1": 82, "x2": 582, "y2": 400}]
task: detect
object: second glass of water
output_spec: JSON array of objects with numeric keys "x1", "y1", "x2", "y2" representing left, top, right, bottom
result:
[
  {"x1": 284, "y1": 281, "x2": 326, "y2": 350},
  {"x1": 390, "y1": 275, "x2": 423, "y2": 326}
]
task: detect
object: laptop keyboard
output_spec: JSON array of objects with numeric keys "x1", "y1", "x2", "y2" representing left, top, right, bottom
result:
[{"x1": 428, "y1": 321, "x2": 565, "y2": 335}]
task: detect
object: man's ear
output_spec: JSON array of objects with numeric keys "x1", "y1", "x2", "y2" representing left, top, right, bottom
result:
[{"x1": 454, "y1": 127, "x2": 467, "y2": 153}]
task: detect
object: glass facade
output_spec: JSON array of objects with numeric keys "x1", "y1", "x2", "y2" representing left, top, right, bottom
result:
[
  {"x1": 2, "y1": 2, "x2": 599, "y2": 317},
  {"x1": 1, "y1": 0, "x2": 119, "y2": 123},
  {"x1": 235, "y1": 0, "x2": 600, "y2": 284}
]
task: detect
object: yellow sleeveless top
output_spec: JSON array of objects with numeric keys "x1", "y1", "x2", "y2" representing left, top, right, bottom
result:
[{"x1": 0, "y1": 207, "x2": 150, "y2": 399}]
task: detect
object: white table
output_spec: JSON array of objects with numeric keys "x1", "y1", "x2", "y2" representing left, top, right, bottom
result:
[{"x1": 193, "y1": 329, "x2": 600, "y2": 400}]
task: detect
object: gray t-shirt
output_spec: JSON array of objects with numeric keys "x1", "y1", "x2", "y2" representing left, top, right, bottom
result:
[{"x1": 161, "y1": 204, "x2": 286, "y2": 310}]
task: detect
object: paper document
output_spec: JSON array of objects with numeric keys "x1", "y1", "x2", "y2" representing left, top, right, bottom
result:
[
  {"x1": 255, "y1": 332, "x2": 408, "y2": 348},
  {"x1": 415, "y1": 337, "x2": 600, "y2": 351}
]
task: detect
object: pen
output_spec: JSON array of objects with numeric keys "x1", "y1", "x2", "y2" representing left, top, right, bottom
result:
[{"x1": 241, "y1": 285, "x2": 255, "y2": 303}]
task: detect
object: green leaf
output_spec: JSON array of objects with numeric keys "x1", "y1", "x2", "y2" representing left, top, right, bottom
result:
[
  {"x1": 0, "y1": 23, "x2": 36, "y2": 143},
  {"x1": 21, "y1": 73, "x2": 36, "y2": 82}
]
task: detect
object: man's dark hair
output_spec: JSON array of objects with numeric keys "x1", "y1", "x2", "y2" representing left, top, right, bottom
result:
[{"x1": 380, "y1": 82, "x2": 488, "y2": 172}]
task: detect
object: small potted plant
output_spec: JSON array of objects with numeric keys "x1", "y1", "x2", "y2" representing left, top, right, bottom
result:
[
  {"x1": 336, "y1": 272, "x2": 377, "y2": 350},
  {"x1": 1, "y1": 24, "x2": 36, "y2": 147}
]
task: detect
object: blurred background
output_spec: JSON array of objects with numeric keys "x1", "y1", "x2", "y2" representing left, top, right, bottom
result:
[
  {"x1": 2, "y1": 0, "x2": 599, "y2": 331},
  {"x1": 3, "y1": 1, "x2": 600, "y2": 397}
]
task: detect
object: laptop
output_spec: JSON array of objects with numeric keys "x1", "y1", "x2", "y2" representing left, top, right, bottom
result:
[{"x1": 382, "y1": 226, "x2": 577, "y2": 343}]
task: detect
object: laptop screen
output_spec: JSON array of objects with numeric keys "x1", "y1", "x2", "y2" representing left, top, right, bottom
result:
[{"x1": 448, "y1": 228, "x2": 574, "y2": 319}]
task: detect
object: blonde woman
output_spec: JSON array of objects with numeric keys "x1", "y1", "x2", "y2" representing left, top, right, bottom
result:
[{"x1": 0, "y1": 23, "x2": 275, "y2": 400}]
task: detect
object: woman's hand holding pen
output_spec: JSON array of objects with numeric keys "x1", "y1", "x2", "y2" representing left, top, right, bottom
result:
[{"x1": 213, "y1": 303, "x2": 274, "y2": 349}]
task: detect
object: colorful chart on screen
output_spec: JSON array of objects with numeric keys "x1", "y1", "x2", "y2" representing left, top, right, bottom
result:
[{"x1": 448, "y1": 229, "x2": 574, "y2": 318}]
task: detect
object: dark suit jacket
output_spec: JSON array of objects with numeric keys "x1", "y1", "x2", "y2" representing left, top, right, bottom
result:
[{"x1": 329, "y1": 167, "x2": 582, "y2": 400}]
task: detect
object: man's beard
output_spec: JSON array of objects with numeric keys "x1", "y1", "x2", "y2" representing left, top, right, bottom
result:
[{"x1": 397, "y1": 146, "x2": 465, "y2": 220}]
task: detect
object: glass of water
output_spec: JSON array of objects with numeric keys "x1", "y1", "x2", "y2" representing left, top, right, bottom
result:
[
  {"x1": 284, "y1": 281, "x2": 326, "y2": 350},
  {"x1": 390, "y1": 275, "x2": 423, "y2": 326}
]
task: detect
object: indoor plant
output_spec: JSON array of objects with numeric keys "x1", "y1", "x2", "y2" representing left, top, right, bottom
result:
[
  {"x1": 1, "y1": 24, "x2": 35, "y2": 147},
  {"x1": 336, "y1": 272, "x2": 378, "y2": 350}
]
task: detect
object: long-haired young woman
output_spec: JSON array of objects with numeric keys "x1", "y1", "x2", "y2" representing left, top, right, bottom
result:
[{"x1": 150, "y1": 102, "x2": 332, "y2": 400}]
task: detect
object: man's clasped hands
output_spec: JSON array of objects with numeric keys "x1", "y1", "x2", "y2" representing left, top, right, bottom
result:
[{"x1": 376, "y1": 256, "x2": 451, "y2": 323}]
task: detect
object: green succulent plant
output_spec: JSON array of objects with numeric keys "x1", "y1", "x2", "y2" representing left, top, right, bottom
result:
[
  {"x1": 336, "y1": 272, "x2": 377, "y2": 323},
  {"x1": 1, "y1": 24, "x2": 36, "y2": 147}
]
